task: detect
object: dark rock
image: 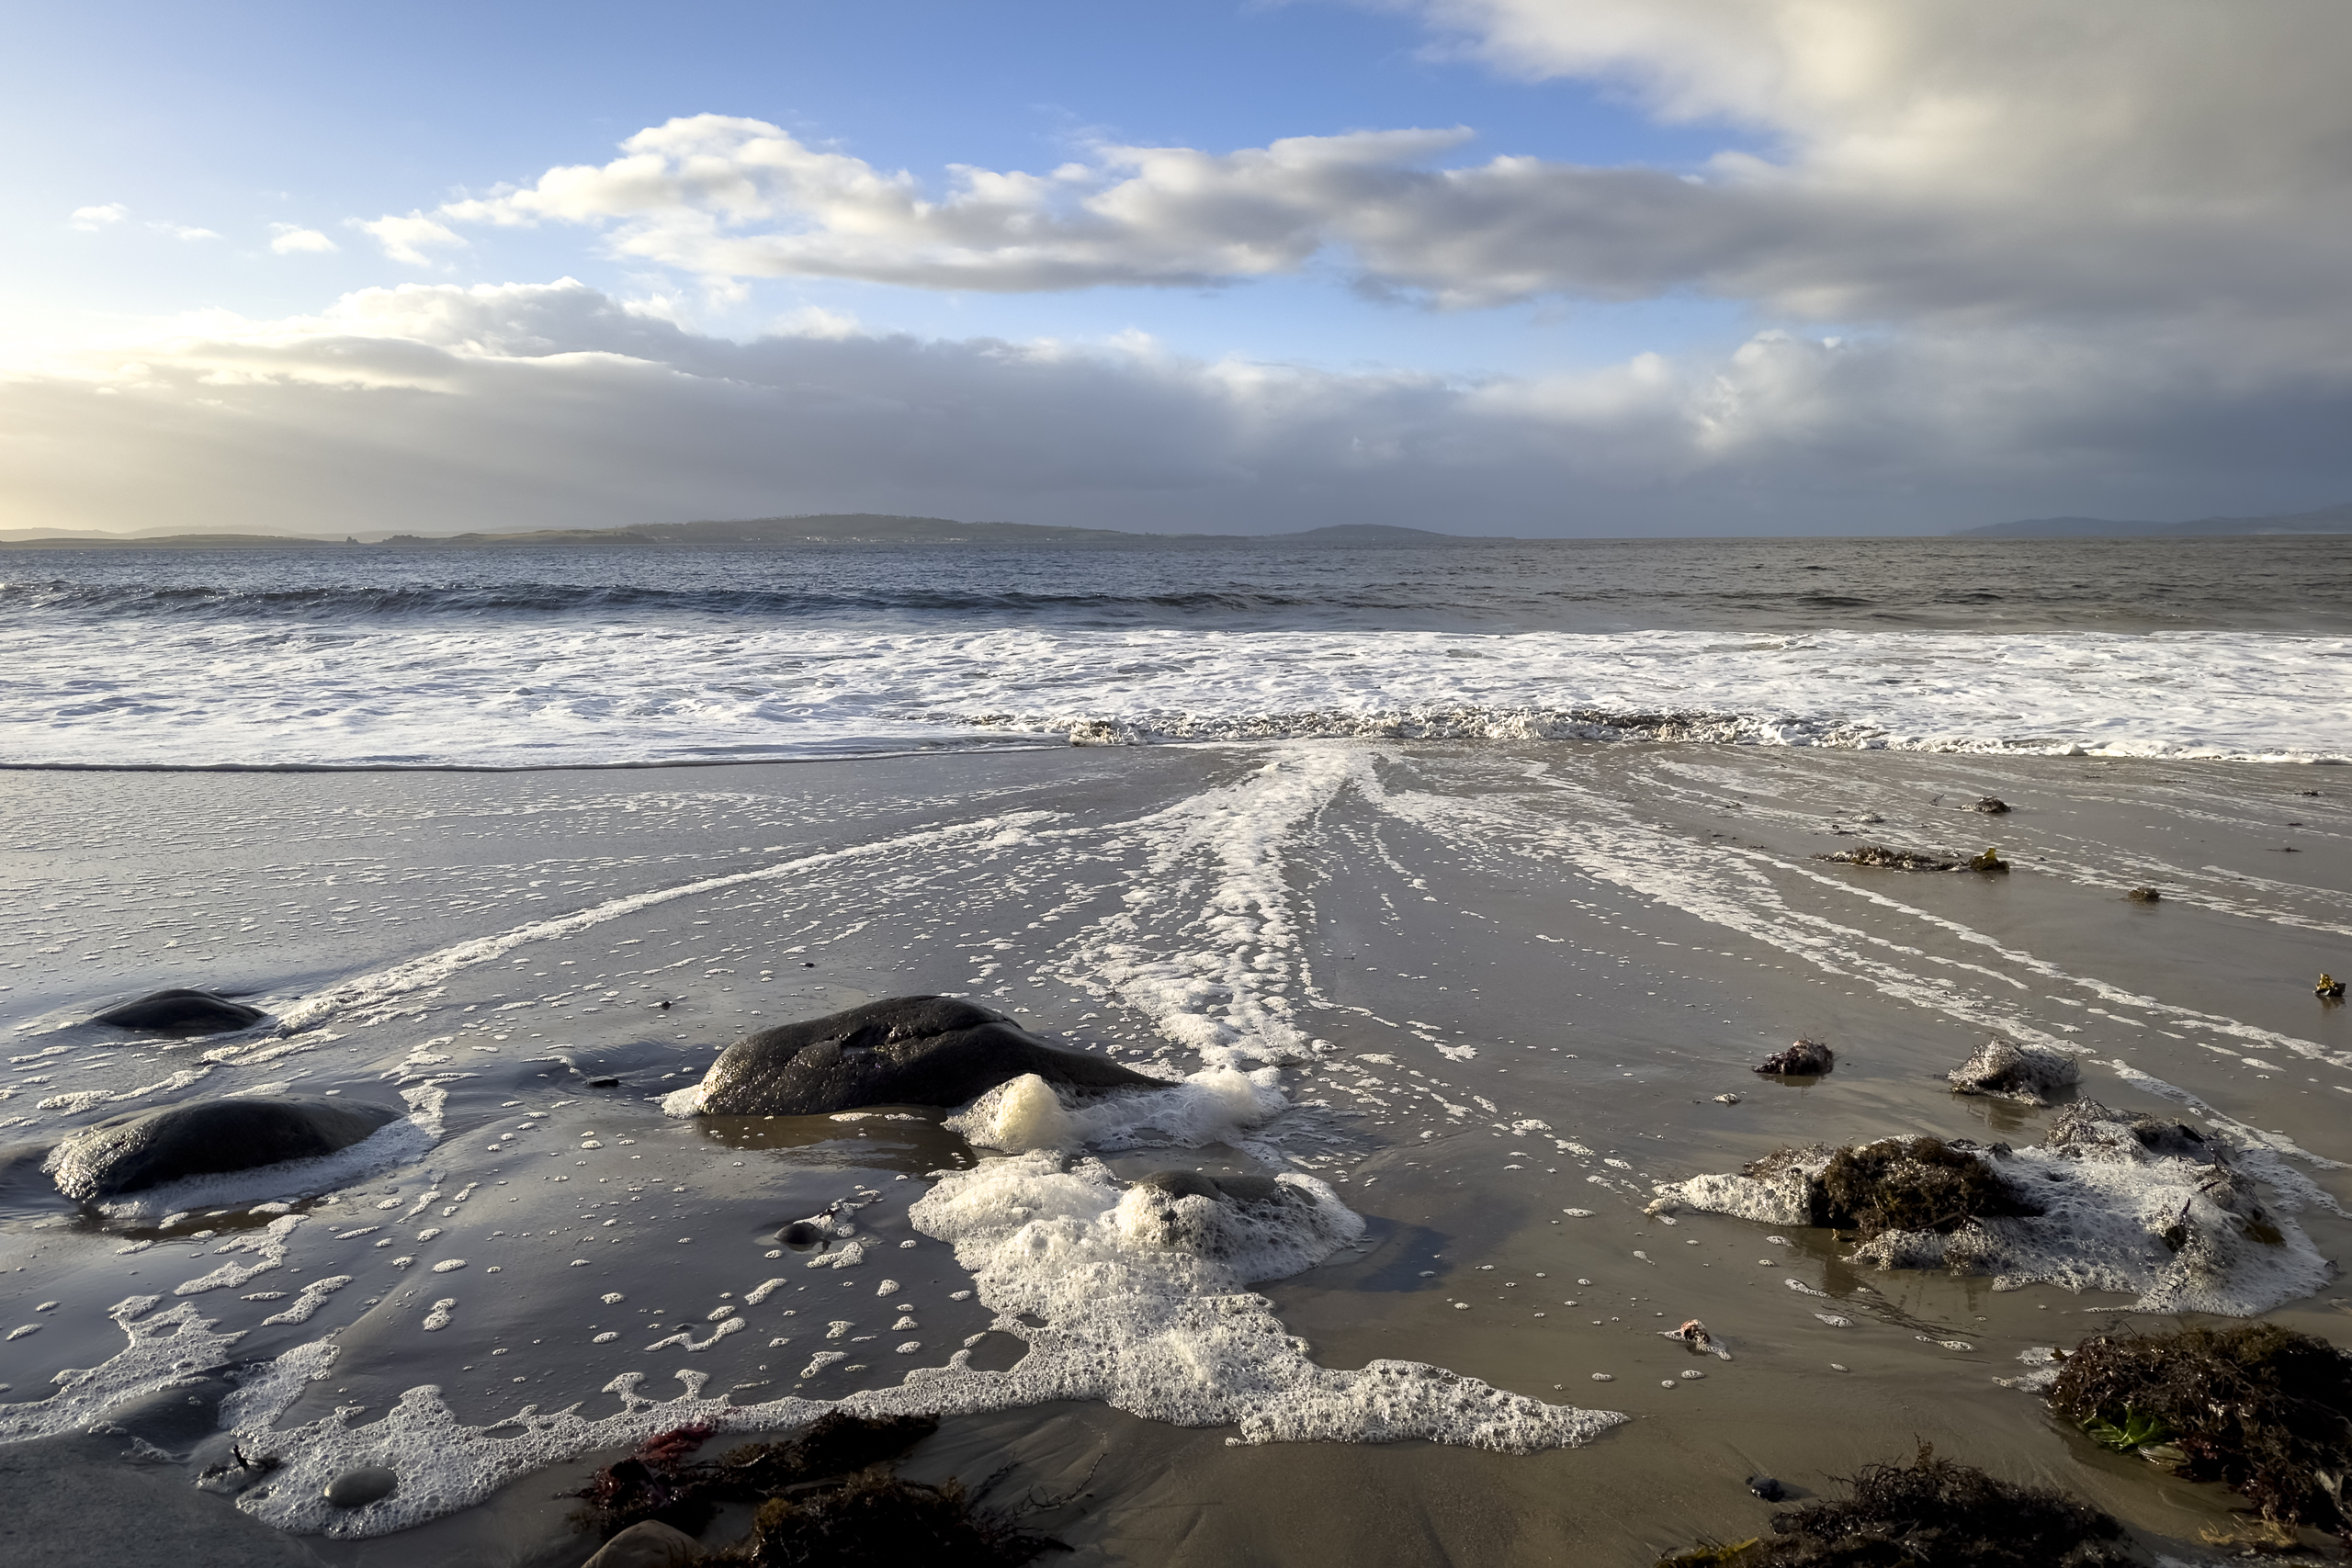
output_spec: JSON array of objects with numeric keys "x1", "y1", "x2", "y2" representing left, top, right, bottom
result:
[
  {"x1": 588, "y1": 1077, "x2": 623, "y2": 1089},
  {"x1": 89, "y1": 988, "x2": 264, "y2": 1033},
  {"x1": 2124, "y1": 886, "x2": 2160, "y2": 902},
  {"x1": 1754, "y1": 1038, "x2": 1834, "y2": 1077},
  {"x1": 690, "y1": 996, "x2": 1163, "y2": 1116},
  {"x1": 322, "y1": 1464, "x2": 399, "y2": 1508},
  {"x1": 777, "y1": 1220, "x2": 828, "y2": 1251},
  {"x1": 1972, "y1": 796, "x2": 2012, "y2": 814},
  {"x1": 1747, "y1": 1475, "x2": 1789, "y2": 1502},
  {"x1": 584, "y1": 1519, "x2": 703, "y2": 1567},
  {"x1": 47, "y1": 1096, "x2": 403, "y2": 1200}
]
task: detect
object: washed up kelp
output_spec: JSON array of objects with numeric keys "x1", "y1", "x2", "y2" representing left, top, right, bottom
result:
[
  {"x1": 1819, "y1": 844, "x2": 2008, "y2": 873},
  {"x1": 1655, "y1": 1444, "x2": 2135, "y2": 1568},
  {"x1": 2048, "y1": 1324, "x2": 2352, "y2": 1542},
  {"x1": 1659, "y1": 1103, "x2": 2328, "y2": 1314},
  {"x1": 571, "y1": 1412, "x2": 1063, "y2": 1565}
]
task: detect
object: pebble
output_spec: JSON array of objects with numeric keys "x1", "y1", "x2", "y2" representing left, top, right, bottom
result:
[
  {"x1": 1748, "y1": 1475, "x2": 1789, "y2": 1502},
  {"x1": 1590, "y1": 1372, "x2": 1614, "y2": 1382},
  {"x1": 583, "y1": 1518, "x2": 702, "y2": 1568},
  {"x1": 323, "y1": 1465, "x2": 399, "y2": 1508}
]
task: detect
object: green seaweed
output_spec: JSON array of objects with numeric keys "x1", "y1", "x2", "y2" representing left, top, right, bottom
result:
[
  {"x1": 2049, "y1": 1324, "x2": 2352, "y2": 1539},
  {"x1": 2080, "y1": 1410, "x2": 2172, "y2": 1453}
]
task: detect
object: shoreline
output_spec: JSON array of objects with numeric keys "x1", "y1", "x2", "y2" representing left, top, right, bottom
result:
[{"x1": 2, "y1": 740, "x2": 2347, "y2": 1564}]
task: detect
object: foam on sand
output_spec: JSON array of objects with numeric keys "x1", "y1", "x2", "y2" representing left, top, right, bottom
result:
[{"x1": 1664, "y1": 1104, "x2": 2330, "y2": 1316}]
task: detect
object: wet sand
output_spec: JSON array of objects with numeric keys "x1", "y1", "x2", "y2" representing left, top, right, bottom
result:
[{"x1": 3, "y1": 740, "x2": 2348, "y2": 1564}]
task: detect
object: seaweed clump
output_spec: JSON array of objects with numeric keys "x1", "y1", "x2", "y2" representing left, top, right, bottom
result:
[
  {"x1": 1655, "y1": 1444, "x2": 2135, "y2": 1567},
  {"x1": 2047, "y1": 1324, "x2": 2352, "y2": 1540},
  {"x1": 732, "y1": 1468, "x2": 1064, "y2": 1566},
  {"x1": 571, "y1": 1413, "x2": 1065, "y2": 1565},
  {"x1": 1813, "y1": 1137, "x2": 2040, "y2": 1238},
  {"x1": 1821, "y1": 845, "x2": 1962, "y2": 872}
]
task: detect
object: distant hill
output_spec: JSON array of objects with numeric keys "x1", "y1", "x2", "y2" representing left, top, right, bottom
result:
[
  {"x1": 1955, "y1": 502, "x2": 2352, "y2": 538},
  {"x1": 0, "y1": 513, "x2": 1515, "y2": 549}
]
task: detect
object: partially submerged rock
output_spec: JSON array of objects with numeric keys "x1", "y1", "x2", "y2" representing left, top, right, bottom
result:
[
  {"x1": 681, "y1": 996, "x2": 1163, "y2": 1116},
  {"x1": 1948, "y1": 1039, "x2": 2080, "y2": 1106},
  {"x1": 1655, "y1": 1443, "x2": 2134, "y2": 1567},
  {"x1": 1112, "y1": 1168, "x2": 1360, "y2": 1275},
  {"x1": 88, "y1": 988, "x2": 263, "y2": 1033},
  {"x1": 1663, "y1": 1103, "x2": 2327, "y2": 1314},
  {"x1": 2124, "y1": 886, "x2": 2160, "y2": 903},
  {"x1": 1754, "y1": 1038, "x2": 1834, "y2": 1077},
  {"x1": 45, "y1": 1097, "x2": 403, "y2": 1201},
  {"x1": 2048, "y1": 1323, "x2": 2352, "y2": 1541},
  {"x1": 1972, "y1": 796, "x2": 2013, "y2": 815}
]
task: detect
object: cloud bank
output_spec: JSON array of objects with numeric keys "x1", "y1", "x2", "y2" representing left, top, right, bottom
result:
[{"x1": 6, "y1": 278, "x2": 2350, "y2": 537}]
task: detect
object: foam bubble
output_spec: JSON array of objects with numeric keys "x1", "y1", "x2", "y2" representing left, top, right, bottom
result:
[{"x1": 1669, "y1": 1107, "x2": 2329, "y2": 1315}]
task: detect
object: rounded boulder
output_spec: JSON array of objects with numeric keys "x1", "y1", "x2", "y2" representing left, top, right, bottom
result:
[
  {"x1": 691, "y1": 995, "x2": 1162, "y2": 1116},
  {"x1": 47, "y1": 1096, "x2": 404, "y2": 1201}
]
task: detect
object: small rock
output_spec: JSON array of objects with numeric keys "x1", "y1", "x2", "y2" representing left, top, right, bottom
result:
[
  {"x1": 777, "y1": 1220, "x2": 828, "y2": 1251},
  {"x1": 1972, "y1": 797, "x2": 2011, "y2": 815},
  {"x1": 1713, "y1": 1092, "x2": 1742, "y2": 1105},
  {"x1": 1754, "y1": 1038, "x2": 1834, "y2": 1077},
  {"x1": 583, "y1": 1519, "x2": 703, "y2": 1567},
  {"x1": 2125, "y1": 886, "x2": 2160, "y2": 902},
  {"x1": 1948, "y1": 1038, "x2": 2079, "y2": 1107},
  {"x1": 322, "y1": 1465, "x2": 399, "y2": 1508},
  {"x1": 47, "y1": 1097, "x2": 403, "y2": 1200},
  {"x1": 89, "y1": 988, "x2": 265, "y2": 1033},
  {"x1": 1747, "y1": 1474, "x2": 1790, "y2": 1502}
]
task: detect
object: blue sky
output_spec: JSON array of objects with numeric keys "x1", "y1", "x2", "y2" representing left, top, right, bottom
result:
[
  {"x1": 9, "y1": 1, "x2": 1754, "y2": 373},
  {"x1": 7, "y1": 2, "x2": 2352, "y2": 537}
]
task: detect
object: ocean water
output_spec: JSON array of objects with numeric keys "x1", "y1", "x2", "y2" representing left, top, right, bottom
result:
[
  {"x1": 2, "y1": 536, "x2": 2350, "y2": 1564},
  {"x1": 3, "y1": 536, "x2": 2349, "y2": 766}
]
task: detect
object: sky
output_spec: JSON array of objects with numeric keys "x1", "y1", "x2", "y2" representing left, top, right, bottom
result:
[{"x1": 6, "y1": 0, "x2": 2352, "y2": 538}]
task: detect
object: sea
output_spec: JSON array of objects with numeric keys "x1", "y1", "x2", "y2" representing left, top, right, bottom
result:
[
  {"x1": 1, "y1": 534, "x2": 2348, "y2": 1565},
  {"x1": 4, "y1": 535, "x2": 2349, "y2": 767}
]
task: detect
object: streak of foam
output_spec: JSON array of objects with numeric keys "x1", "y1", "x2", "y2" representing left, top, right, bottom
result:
[
  {"x1": 1046, "y1": 750, "x2": 1364, "y2": 1071},
  {"x1": 273, "y1": 813, "x2": 1057, "y2": 1034}
]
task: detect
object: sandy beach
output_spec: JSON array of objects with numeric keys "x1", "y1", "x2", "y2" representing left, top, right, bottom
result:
[{"x1": 3, "y1": 739, "x2": 2346, "y2": 1563}]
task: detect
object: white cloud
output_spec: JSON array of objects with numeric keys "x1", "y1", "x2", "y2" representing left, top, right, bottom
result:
[
  {"x1": 4, "y1": 279, "x2": 2347, "y2": 540},
  {"x1": 420, "y1": 0, "x2": 2352, "y2": 332},
  {"x1": 268, "y1": 223, "x2": 339, "y2": 254},
  {"x1": 356, "y1": 211, "x2": 468, "y2": 266},
  {"x1": 148, "y1": 221, "x2": 221, "y2": 242},
  {"x1": 70, "y1": 203, "x2": 129, "y2": 230}
]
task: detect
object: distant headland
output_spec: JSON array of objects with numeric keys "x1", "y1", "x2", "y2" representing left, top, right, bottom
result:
[{"x1": 0, "y1": 515, "x2": 1511, "y2": 550}]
